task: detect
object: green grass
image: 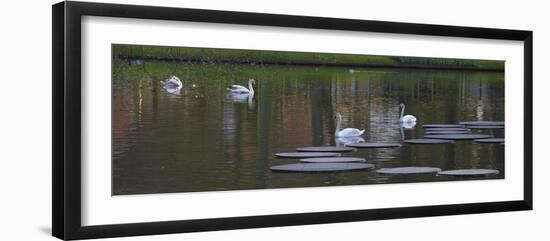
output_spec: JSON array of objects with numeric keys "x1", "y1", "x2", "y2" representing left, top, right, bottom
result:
[{"x1": 112, "y1": 44, "x2": 504, "y2": 71}]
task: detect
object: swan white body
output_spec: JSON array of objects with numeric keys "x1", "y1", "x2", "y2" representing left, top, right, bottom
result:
[
  {"x1": 399, "y1": 104, "x2": 417, "y2": 123},
  {"x1": 335, "y1": 113, "x2": 365, "y2": 137},
  {"x1": 161, "y1": 76, "x2": 183, "y2": 94},
  {"x1": 227, "y1": 79, "x2": 255, "y2": 95},
  {"x1": 401, "y1": 121, "x2": 416, "y2": 129}
]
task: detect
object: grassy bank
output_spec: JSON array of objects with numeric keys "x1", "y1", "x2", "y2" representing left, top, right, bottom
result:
[{"x1": 112, "y1": 44, "x2": 504, "y2": 71}]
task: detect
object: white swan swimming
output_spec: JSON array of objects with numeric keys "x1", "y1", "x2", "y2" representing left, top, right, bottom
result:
[
  {"x1": 227, "y1": 79, "x2": 255, "y2": 95},
  {"x1": 335, "y1": 113, "x2": 365, "y2": 137},
  {"x1": 160, "y1": 75, "x2": 183, "y2": 94},
  {"x1": 399, "y1": 103, "x2": 417, "y2": 123}
]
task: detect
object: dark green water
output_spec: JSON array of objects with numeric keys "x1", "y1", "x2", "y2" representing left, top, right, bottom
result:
[{"x1": 112, "y1": 61, "x2": 504, "y2": 195}]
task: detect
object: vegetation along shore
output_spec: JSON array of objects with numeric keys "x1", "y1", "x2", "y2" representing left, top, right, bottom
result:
[{"x1": 112, "y1": 45, "x2": 504, "y2": 71}]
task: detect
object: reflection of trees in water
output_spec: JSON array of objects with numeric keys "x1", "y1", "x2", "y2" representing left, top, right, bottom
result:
[{"x1": 112, "y1": 61, "x2": 505, "y2": 194}]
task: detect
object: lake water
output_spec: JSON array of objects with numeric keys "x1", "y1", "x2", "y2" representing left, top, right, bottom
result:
[{"x1": 112, "y1": 61, "x2": 504, "y2": 195}]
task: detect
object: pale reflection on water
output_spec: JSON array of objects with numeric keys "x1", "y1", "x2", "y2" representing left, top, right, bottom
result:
[{"x1": 112, "y1": 62, "x2": 504, "y2": 195}]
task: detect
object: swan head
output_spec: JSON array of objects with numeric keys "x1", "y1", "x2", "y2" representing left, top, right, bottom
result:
[
  {"x1": 334, "y1": 112, "x2": 342, "y2": 120},
  {"x1": 400, "y1": 103, "x2": 405, "y2": 109},
  {"x1": 248, "y1": 79, "x2": 256, "y2": 85}
]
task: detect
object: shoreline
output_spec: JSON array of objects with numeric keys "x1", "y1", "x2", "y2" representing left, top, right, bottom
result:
[{"x1": 113, "y1": 55, "x2": 504, "y2": 72}]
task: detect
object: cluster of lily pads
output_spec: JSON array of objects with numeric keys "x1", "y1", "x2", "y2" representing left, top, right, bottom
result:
[{"x1": 270, "y1": 121, "x2": 504, "y2": 177}]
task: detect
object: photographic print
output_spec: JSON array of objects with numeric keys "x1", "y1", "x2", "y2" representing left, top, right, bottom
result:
[
  {"x1": 111, "y1": 44, "x2": 505, "y2": 195},
  {"x1": 53, "y1": 3, "x2": 532, "y2": 239}
]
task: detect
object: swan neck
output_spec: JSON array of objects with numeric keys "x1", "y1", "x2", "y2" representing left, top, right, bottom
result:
[
  {"x1": 249, "y1": 82, "x2": 254, "y2": 94},
  {"x1": 335, "y1": 116, "x2": 341, "y2": 136},
  {"x1": 400, "y1": 105, "x2": 405, "y2": 119}
]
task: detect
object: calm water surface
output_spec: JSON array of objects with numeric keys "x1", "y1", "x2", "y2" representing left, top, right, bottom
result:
[{"x1": 112, "y1": 61, "x2": 504, "y2": 195}]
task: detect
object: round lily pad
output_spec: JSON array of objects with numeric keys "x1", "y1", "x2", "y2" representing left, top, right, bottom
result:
[
  {"x1": 270, "y1": 163, "x2": 374, "y2": 172},
  {"x1": 425, "y1": 131, "x2": 471, "y2": 135},
  {"x1": 466, "y1": 125, "x2": 505, "y2": 129},
  {"x1": 459, "y1": 121, "x2": 504, "y2": 126},
  {"x1": 404, "y1": 139, "x2": 455, "y2": 144},
  {"x1": 345, "y1": 143, "x2": 401, "y2": 148},
  {"x1": 376, "y1": 166, "x2": 442, "y2": 175},
  {"x1": 299, "y1": 157, "x2": 365, "y2": 163},
  {"x1": 438, "y1": 169, "x2": 500, "y2": 177},
  {"x1": 296, "y1": 146, "x2": 356, "y2": 152},
  {"x1": 422, "y1": 124, "x2": 465, "y2": 128},
  {"x1": 424, "y1": 134, "x2": 492, "y2": 140},
  {"x1": 275, "y1": 152, "x2": 341, "y2": 158},
  {"x1": 474, "y1": 138, "x2": 505, "y2": 144},
  {"x1": 425, "y1": 128, "x2": 470, "y2": 132}
]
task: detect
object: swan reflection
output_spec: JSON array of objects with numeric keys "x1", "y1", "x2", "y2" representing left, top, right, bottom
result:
[
  {"x1": 335, "y1": 136, "x2": 365, "y2": 147},
  {"x1": 226, "y1": 93, "x2": 255, "y2": 110}
]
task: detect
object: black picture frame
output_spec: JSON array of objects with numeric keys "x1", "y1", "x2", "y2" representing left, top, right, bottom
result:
[{"x1": 52, "y1": 1, "x2": 533, "y2": 240}]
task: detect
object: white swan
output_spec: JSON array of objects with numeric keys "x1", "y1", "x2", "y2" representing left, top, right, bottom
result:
[
  {"x1": 160, "y1": 75, "x2": 183, "y2": 94},
  {"x1": 227, "y1": 79, "x2": 255, "y2": 95},
  {"x1": 399, "y1": 103, "x2": 417, "y2": 123},
  {"x1": 335, "y1": 113, "x2": 365, "y2": 137}
]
